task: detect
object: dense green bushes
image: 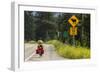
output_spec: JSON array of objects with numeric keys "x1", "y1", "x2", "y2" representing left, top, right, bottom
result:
[{"x1": 47, "y1": 40, "x2": 90, "y2": 59}]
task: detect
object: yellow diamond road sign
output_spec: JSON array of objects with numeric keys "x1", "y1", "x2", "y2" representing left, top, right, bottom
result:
[{"x1": 68, "y1": 15, "x2": 79, "y2": 27}]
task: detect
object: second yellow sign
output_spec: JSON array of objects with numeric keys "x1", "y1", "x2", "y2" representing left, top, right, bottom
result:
[{"x1": 70, "y1": 27, "x2": 77, "y2": 36}]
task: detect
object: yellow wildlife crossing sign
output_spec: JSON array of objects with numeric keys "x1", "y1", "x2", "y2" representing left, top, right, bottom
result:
[{"x1": 68, "y1": 15, "x2": 79, "y2": 27}]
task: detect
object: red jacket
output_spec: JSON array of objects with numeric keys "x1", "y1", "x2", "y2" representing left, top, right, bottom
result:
[{"x1": 36, "y1": 45, "x2": 44, "y2": 54}]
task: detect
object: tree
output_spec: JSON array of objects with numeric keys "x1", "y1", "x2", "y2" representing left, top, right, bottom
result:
[
  {"x1": 24, "y1": 11, "x2": 36, "y2": 41},
  {"x1": 34, "y1": 12, "x2": 57, "y2": 41},
  {"x1": 24, "y1": 11, "x2": 90, "y2": 48}
]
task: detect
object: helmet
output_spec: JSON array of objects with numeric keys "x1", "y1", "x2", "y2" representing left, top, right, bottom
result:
[{"x1": 37, "y1": 40, "x2": 43, "y2": 44}]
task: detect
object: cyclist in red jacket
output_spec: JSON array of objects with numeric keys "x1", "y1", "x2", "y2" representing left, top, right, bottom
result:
[{"x1": 36, "y1": 45, "x2": 44, "y2": 56}]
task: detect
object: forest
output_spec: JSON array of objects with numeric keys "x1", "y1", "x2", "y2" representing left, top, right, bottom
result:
[{"x1": 24, "y1": 11, "x2": 90, "y2": 48}]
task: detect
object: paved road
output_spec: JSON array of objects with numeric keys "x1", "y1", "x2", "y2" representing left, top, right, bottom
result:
[{"x1": 25, "y1": 43, "x2": 65, "y2": 62}]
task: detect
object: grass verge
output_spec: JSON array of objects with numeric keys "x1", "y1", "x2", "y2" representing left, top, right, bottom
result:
[{"x1": 47, "y1": 40, "x2": 90, "y2": 59}]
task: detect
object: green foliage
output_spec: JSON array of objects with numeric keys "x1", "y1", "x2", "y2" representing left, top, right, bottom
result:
[
  {"x1": 47, "y1": 40, "x2": 90, "y2": 59},
  {"x1": 58, "y1": 46, "x2": 90, "y2": 59},
  {"x1": 24, "y1": 11, "x2": 36, "y2": 41},
  {"x1": 46, "y1": 40, "x2": 63, "y2": 50},
  {"x1": 24, "y1": 11, "x2": 90, "y2": 47}
]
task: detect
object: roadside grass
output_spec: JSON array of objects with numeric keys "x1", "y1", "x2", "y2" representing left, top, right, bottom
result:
[{"x1": 47, "y1": 40, "x2": 90, "y2": 59}]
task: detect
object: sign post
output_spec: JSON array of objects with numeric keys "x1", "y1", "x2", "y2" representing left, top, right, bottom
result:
[{"x1": 68, "y1": 15, "x2": 79, "y2": 46}]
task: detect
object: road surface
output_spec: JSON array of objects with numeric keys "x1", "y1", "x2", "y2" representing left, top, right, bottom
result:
[{"x1": 24, "y1": 43, "x2": 65, "y2": 62}]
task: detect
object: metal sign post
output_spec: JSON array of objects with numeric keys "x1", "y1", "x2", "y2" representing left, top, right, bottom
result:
[{"x1": 72, "y1": 35, "x2": 75, "y2": 46}]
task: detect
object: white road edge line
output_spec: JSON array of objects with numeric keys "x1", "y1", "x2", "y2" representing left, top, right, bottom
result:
[{"x1": 25, "y1": 52, "x2": 36, "y2": 61}]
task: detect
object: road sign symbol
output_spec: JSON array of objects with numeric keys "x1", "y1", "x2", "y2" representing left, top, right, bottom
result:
[
  {"x1": 70, "y1": 27, "x2": 77, "y2": 36},
  {"x1": 68, "y1": 15, "x2": 79, "y2": 27}
]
